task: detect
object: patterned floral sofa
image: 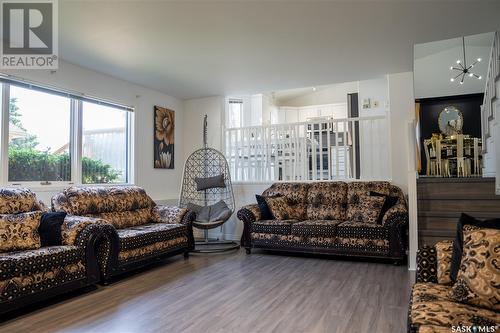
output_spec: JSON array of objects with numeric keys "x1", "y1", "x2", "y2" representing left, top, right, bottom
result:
[
  {"x1": 409, "y1": 241, "x2": 499, "y2": 332},
  {"x1": 0, "y1": 188, "x2": 105, "y2": 315},
  {"x1": 237, "y1": 181, "x2": 408, "y2": 262},
  {"x1": 51, "y1": 186, "x2": 195, "y2": 281}
]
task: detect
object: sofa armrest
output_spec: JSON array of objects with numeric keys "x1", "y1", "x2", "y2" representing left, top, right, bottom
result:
[
  {"x1": 237, "y1": 204, "x2": 261, "y2": 249},
  {"x1": 382, "y1": 203, "x2": 408, "y2": 259},
  {"x1": 152, "y1": 205, "x2": 188, "y2": 224},
  {"x1": 152, "y1": 205, "x2": 194, "y2": 251},
  {"x1": 416, "y1": 245, "x2": 438, "y2": 283},
  {"x1": 61, "y1": 215, "x2": 108, "y2": 246},
  {"x1": 237, "y1": 204, "x2": 261, "y2": 223},
  {"x1": 382, "y1": 203, "x2": 408, "y2": 227}
]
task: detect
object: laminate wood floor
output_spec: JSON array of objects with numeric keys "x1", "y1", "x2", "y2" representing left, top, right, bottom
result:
[{"x1": 0, "y1": 250, "x2": 413, "y2": 333}]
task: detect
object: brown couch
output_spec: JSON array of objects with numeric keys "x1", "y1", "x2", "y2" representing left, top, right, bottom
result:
[
  {"x1": 0, "y1": 188, "x2": 104, "y2": 314},
  {"x1": 409, "y1": 241, "x2": 499, "y2": 332},
  {"x1": 52, "y1": 186, "x2": 195, "y2": 281},
  {"x1": 237, "y1": 181, "x2": 408, "y2": 262}
]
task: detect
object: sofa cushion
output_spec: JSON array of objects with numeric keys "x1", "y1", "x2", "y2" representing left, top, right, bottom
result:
[
  {"x1": 369, "y1": 191, "x2": 398, "y2": 224},
  {"x1": 0, "y1": 245, "x2": 83, "y2": 280},
  {"x1": 255, "y1": 195, "x2": 274, "y2": 220},
  {"x1": 262, "y1": 183, "x2": 308, "y2": 220},
  {"x1": 90, "y1": 208, "x2": 152, "y2": 229},
  {"x1": 152, "y1": 205, "x2": 188, "y2": 224},
  {"x1": 118, "y1": 236, "x2": 188, "y2": 263},
  {"x1": 117, "y1": 223, "x2": 188, "y2": 251},
  {"x1": 306, "y1": 182, "x2": 347, "y2": 221},
  {"x1": 346, "y1": 182, "x2": 390, "y2": 223},
  {"x1": 250, "y1": 232, "x2": 304, "y2": 245},
  {"x1": 0, "y1": 188, "x2": 40, "y2": 214},
  {"x1": 410, "y1": 300, "x2": 499, "y2": 328},
  {"x1": 412, "y1": 283, "x2": 454, "y2": 304},
  {"x1": 450, "y1": 213, "x2": 500, "y2": 282},
  {"x1": 251, "y1": 219, "x2": 298, "y2": 235},
  {"x1": 55, "y1": 186, "x2": 155, "y2": 215},
  {"x1": 291, "y1": 220, "x2": 343, "y2": 236},
  {"x1": 0, "y1": 245, "x2": 86, "y2": 303},
  {"x1": 434, "y1": 240, "x2": 453, "y2": 285},
  {"x1": 265, "y1": 196, "x2": 295, "y2": 220},
  {"x1": 336, "y1": 221, "x2": 387, "y2": 240},
  {"x1": 417, "y1": 326, "x2": 452, "y2": 333},
  {"x1": 0, "y1": 211, "x2": 42, "y2": 252},
  {"x1": 39, "y1": 212, "x2": 66, "y2": 247},
  {"x1": 449, "y1": 226, "x2": 500, "y2": 311}
]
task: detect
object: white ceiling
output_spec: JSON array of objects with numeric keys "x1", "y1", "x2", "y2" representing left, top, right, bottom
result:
[
  {"x1": 414, "y1": 32, "x2": 494, "y2": 99},
  {"x1": 58, "y1": 1, "x2": 500, "y2": 100}
]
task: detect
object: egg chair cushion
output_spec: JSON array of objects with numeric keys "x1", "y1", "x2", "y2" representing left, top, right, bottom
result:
[
  {"x1": 187, "y1": 203, "x2": 211, "y2": 222},
  {"x1": 195, "y1": 174, "x2": 226, "y2": 191},
  {"x1": 209, "y1": 200, "x2": 232, "y2": 222}
]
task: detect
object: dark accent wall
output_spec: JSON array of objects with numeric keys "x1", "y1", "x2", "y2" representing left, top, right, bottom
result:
[{"x1": 416, "y1": 93, "x2": 484, "y2": 175}]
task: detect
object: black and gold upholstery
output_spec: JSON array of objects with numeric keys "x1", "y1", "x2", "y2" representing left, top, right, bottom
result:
[
  {"x1": 408, "y1": 240, "x2": 500, "y2": 333},
  {"x1": 52, "y1": 186, "x2": 195, "y2": 281},
  {"x1": 237, "y1": 181, "x2": 408, "y2": 261},
  {"x1": 0, "y1": 188, "x2": 103, "y2": 315}
]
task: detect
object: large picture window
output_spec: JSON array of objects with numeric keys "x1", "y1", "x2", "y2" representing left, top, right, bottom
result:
[
  {"x1": 1, "y1": 79, "x2": 133, "y2": 186},
  {"x1": 8, "y1": 86, "x2": 72, "y2": 182},
  {"x1": 82, "y1": 102, "x2": 129, "y2": 184}
]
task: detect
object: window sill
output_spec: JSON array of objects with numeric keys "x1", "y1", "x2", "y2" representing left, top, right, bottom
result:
[{"x1": 2, "y1": 183, "x2": 134, "y2": 192}]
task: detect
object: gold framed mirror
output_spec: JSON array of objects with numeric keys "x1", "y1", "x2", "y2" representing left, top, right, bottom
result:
[{"x1": 438, "y1": 106, "x2": 463, "y2": 136}]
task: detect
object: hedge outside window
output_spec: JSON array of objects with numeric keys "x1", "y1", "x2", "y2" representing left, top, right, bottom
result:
[{"x1": 2, "y1": 81, "x2": 132, "y2": 185}]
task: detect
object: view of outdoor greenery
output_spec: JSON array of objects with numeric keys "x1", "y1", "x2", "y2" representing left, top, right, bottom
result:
[{"x1": 8, "y1": 97, "x2": 121, "y2": 183}]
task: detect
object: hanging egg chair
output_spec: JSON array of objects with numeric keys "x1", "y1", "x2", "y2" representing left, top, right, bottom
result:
[{"x1": 179, "y1": 115, "x2": 239, "y2": 252}]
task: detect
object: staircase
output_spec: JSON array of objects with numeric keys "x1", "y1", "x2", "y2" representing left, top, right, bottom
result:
[{"x1": 480, "y1": 31, "x2": 500, "y2": 194}]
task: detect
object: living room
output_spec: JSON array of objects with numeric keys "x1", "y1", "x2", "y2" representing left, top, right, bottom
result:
[{"x1": 0, "y1": 1, "x2": 499, "y2": 333}]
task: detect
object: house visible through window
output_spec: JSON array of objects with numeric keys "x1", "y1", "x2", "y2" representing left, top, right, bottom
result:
[{"x1": 1, "y1": 79, "x2": 133, "y2": 186}]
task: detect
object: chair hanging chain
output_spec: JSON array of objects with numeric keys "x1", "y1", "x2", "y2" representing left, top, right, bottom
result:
[{"x1": 203, "y1": 114, "x2": 208, "y2": 148}]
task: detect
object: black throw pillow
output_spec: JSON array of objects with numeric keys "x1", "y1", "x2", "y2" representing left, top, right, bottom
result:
[
  {"x1": 369, "y1": 191, "x2": 398, "y2": 224},
  {"x1": 450, "y1": 213, "x2": 500, "y2": 282},
  {"x1": 39, "y1": 212, "x2": 67, "y2": 247},
  {"x1": 255, "y1": 194, "x2": 274, "y2": 220}
]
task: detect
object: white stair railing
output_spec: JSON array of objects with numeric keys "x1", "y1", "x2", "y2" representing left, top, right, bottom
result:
[
  {"x1": 482, "y1": 31, "x2": 500, "y2": 150},
  {"x1": 224, "y1": 115, "x2": 389, "y2": 182}
]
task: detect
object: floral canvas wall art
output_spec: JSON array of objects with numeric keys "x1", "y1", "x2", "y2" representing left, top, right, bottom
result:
[{"x1": 154, "y1": 106, "x2": 174, "y2": 169}]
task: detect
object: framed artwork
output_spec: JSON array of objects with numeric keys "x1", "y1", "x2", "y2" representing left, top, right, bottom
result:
[{"x1": 154, "y1": 105, "x2": 175, "y2": 169}]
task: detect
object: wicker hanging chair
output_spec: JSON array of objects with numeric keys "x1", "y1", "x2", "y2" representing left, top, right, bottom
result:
[{"x1": 179, "y1": 115, "x2": 239, "y2": 252}]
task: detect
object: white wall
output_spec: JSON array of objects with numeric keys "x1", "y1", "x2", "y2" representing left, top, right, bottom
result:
[
  {"x1": 278, "y1": 81, "x2": 358, "y2": 107},
  {"x1": 1, "y1": 60, "x2": 184, "y2": 203},
  {"x1": 357, "y1": 77, "x2": 391, "y2": 180},
  {"x1": 387, "y1": 72, "x2": 417, "y2": 270},
  {"x1": 387, "y1": 72, "x2": 416, "y2": 193},
  {"x1": 183, "y1": 96, "x2": 224, "y2": 160}
]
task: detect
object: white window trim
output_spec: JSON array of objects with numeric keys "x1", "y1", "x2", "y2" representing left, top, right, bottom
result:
[
  {"x1": 226, "y1": 97, "x2": 244, "y2": 129},
  {"x1": 0, "y1": 82, "x2": 134, "y2": 188}
]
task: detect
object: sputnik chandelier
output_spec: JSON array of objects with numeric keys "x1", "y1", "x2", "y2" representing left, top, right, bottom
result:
[{"x1": 450, "y1": 36, "x2": 482, "y2": 85}]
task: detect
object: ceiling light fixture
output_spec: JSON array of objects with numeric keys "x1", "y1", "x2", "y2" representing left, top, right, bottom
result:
[{"x1": 450, "y1": 36, "x2": 482, "y2": 85}]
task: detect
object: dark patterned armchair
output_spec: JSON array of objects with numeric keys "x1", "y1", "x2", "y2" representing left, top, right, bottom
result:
[
  {"x1": 0, "y1": 188, "x2": 103, "y2": 315},
  {"x1": 52, "y1": 186, "x2": 195, "y2": 281},
  {"x1": 237, "y1": 181, "x2": 408, "y2": 262},
  {"x1": 408, "y1": 242, "x2": 499, "y2": 332}
]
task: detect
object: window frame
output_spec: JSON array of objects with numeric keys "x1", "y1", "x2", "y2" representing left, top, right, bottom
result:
[
  {"x1": 0, "y1": 81, "x2": 134, "y2": 188},
  {"x1": 226, "y1": 98, "x2": 244, "y2": 129}
]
